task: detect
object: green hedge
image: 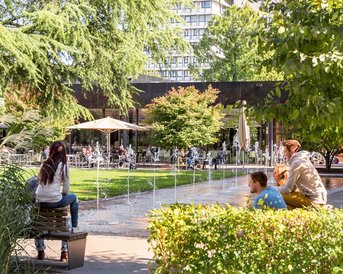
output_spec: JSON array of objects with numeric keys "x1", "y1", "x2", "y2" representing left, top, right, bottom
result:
[{"x1": 147, "y1": 204, "x2": 343, "y2": 273}]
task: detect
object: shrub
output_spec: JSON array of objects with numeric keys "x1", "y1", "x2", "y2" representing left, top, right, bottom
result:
[
  {"x1": 0, "y1": 166, "x2": 37, "y2": 273},
  {"x1": 147, "y1": 204, "x2": 343, "y2": 273}
]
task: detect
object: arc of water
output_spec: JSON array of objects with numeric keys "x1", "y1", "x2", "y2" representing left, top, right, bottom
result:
[
  {"x1": 222, "y1": 158, "x2": 226, "y2": 191},
  {"x1": 207, "y1": 152, "x2": 212, "y2": 194},
  {"x1": 192, "y1": 167, "x2": 196, "y2": 199},
  {"x1": 153, "y1": 153, "x2": 157, "y2": 206},
  {"x1": 127, "y1": 165, "x2": 130, "y2": 204},
  {"x1": 95, "y1": 142, "x2": 101, "y2": 211},
  {"x1": 170, "y1": 147, "x2": 178, "y2": 203},
  {"x1": 235, "y1": 150, "x2": 238, "y2": 186},
  {"x1": 174, "y1": 161, "x2": 177, "y2": 202}
]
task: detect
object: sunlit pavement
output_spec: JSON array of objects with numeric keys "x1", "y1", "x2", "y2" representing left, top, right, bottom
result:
[{"x1": 21, "y1": 166, "x2": 343, "y2": 273}]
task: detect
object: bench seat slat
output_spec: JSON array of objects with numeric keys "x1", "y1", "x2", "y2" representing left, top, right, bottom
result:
[
  {"x1": 37, "y1": 217, "x2": 66, "y2": 222},
  {"x1": 35, "y1": 222, "x2": 67, "y2": 227},
  {"x1": 34, "y1": 226, "x2": 69, "y2": 232},
  {"x1": 39, "y1": 207, "x2": 68, "y2": 212},
  {"x1": 38, "y1": 212, "x2": 68, "y2": 217}
]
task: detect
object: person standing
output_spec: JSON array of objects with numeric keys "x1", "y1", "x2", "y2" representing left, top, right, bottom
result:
[
  {"x1": 249, "y1": 171, "x2": 287, "y2": 210},
  {"x1": 35, "y1": 141, "x2": 80, "y2": 260},
  {"x1": 278, "y1": 139, "x2": 327, "y2": 209}
]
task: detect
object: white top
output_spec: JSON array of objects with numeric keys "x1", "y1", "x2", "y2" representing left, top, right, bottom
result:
[
  {"x1": 36, "y1": 162, "x2": 70, "y2": 203},
  {"x1": 278, "y1": 151, "x2": 327, "y2": 204}
]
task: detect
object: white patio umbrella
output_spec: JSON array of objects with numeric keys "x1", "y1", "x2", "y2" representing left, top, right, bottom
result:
[
  {"x1": 67, "y1": 116, "x2": 147, "y2": 154},
  {"x1": 238, "y1": 101, "x2": 250, "y2": 166}
]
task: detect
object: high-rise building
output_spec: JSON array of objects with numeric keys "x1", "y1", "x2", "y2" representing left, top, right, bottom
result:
[{"x1": 146, "y1": 0, "x2": 231, "y2": 82}]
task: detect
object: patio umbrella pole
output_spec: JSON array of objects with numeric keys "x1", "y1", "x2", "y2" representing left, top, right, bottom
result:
[{"x1": 107, "y1": 131, "x2": 111, "y2": 167}]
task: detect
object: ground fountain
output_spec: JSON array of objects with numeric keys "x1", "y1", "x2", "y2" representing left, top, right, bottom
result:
[
  {"x1": 277, "y1": 143, "x2": 284, "y2": 164},
  {"x1": 151, "y1": 147, "x2": 160, "y2": 206},
  {"x1": 221, "y1": 141, "x2": 227, "y2": 191},
  {"x1": 170, "y1": 148, "x2": 180, "y2": 202},
  {"x1": 80, "y1": 142, "x2": 269, "y2": 236},
  {"x1": 206, "y1": 151, "x2": 212, "y2": 194},
  {"x1": 233, "y1": 134, "x2": 240, "y2": 185},
  {"x1": 94, "y1": 142, "x2": 101, "y2": 211}
]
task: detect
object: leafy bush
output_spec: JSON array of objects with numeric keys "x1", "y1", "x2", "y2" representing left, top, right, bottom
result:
[
  {"x1": 0, "y1": 166, "x2": 37, "y2": 273},
  {"x1": 147, "y1": 204, "x2": 343, "y2": 273}
]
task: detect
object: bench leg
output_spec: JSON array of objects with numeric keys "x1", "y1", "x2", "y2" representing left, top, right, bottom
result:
[{"x1": 67, "y1": 238, "x2": 87, "y2": 269}]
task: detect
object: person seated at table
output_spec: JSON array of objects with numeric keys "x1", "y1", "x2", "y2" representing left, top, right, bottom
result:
[
  {"x1": 118, "y1": 145, "x2": 127, "y2": 167},
  {"x1": 79, "y1": 147, "x2": 90, "y2": 166},
  {"x1": 185, "y1": 147, "x2": 198, "y2": 169},
  {"x1": 249, "y1": 171, "x2": 287, "y2": 210},
  {"x1": 179, "y1": 148, "x2": 186, "y2": 166},
  {"x1": 273, "y1": 164, "x2": 289, "y2": 186},
  {"x1": 212, "y1": 148, "x2": 226, "y2": 170},
  {"x1": 118, "y1": 145, "x2": 126, "y2": 156},
  {"x1": 86, "y1": 145, "x2": 93, "y2": 158}
]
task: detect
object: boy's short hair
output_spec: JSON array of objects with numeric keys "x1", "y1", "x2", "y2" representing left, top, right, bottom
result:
[
  {"x1": 250, "y1": 171, "x2": 268, "y2": 187},
  {"x1": 283, "y1": 139, "x2": 301, "y2": 152}
]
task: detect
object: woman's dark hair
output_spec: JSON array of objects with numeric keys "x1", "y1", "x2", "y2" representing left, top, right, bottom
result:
[{"x1": 39, "y1": 141, "x2": 67, "y2": 185}]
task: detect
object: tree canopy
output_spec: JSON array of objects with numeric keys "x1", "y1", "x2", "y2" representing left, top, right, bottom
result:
[
  {"x1": 0, "y1": 0, "x2": 190, "y2": 121},
  {"x1": 251, "y1": 0, "x2": 343, "y2": 168},
  {"x1": 192, "y1": 4, "x2": 281, "y2": 81},
  {"x1": 145, "y1": 86, "x2": 224, "y2": 149}
]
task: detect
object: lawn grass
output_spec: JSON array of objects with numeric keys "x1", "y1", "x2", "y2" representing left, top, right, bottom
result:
[{"x1": 24, "y1": 167, "x2": 245, "y2": 201}]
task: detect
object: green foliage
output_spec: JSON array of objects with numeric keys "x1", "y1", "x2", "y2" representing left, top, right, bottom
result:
[
  {"x1": 148, "y1": 204, "x2": 343, "y2": 273},
  {"x1": 252, "y1": 0, "x2": 343, "y2": 168},
  {"x1": 145, "y1": 85, "x2": 225, "y2": 149},
  {"x1": 0, "y1": 0, "x2": 190, "y2": 119},
  {"x1": 192, "y1": 4, "x2": 282, "y2": 81},
  {"x1": 0, "y1": 166, "x2": 37, "y2": 273},
  {"x1": 0, "y1": 110, "x2": 65, "y2": 152}
]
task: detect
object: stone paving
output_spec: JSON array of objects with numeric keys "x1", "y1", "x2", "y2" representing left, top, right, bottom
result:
[{"x1": 21, "y1": 167, "x2": 343, "y2": 273}]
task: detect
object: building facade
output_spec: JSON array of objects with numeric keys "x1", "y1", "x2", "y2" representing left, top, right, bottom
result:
[
  {"x1": 146, "y1": 0, "x2": 231, "y2": 82},
  {"x1": 72, "y1": 81, "x2": 283, "y2": 150}
]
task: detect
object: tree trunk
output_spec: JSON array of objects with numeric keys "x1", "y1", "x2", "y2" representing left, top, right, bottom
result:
[{"x1": 325, "y1": 151, "x2": 332, "y2": 171}]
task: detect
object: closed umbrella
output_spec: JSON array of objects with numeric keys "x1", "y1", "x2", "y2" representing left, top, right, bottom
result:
[{"x1": 238, "y1": 101, "x2": 250, "y2": 166}]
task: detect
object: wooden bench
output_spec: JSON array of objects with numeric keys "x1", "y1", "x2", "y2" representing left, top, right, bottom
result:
[{"x1": 28, "y1": 207, "x2": 88, "y2": 269}]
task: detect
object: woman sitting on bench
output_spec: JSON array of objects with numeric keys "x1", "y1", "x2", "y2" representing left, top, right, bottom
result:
[{"x1": 35, "y1": 141, "x2": 80, "y2": 259}]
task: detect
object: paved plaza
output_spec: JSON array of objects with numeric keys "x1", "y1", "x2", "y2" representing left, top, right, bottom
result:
[{"x1": 21, "y1": 167, "x2": 343, "y2": 273}]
